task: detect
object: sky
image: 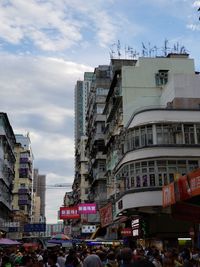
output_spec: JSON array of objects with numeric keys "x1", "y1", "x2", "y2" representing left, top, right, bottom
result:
[{"x1": 0, "y1": 0, "x2": 199, "y2": 224}]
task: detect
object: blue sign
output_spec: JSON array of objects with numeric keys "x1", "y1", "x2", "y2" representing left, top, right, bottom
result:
[
  {"x1": 8, "y1": 227, "x2": 18, "y2": 232},
  {"x1": 24, "y1": 223, "x2": 46, "y2": 232}
]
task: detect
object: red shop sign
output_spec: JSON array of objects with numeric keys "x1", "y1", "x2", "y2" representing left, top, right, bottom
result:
[{"x1": 60, "y1": 206, "x2": 80, "y2": 220}]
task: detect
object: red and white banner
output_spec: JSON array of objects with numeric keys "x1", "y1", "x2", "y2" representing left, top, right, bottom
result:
[
  {"x1": 78, "y1": 203, "x2": 97, "y2": 214},
  {"x1": 188, "y1": 169, "x2": 200, "y2": 197},
  {"x1": 99, "y1": 203, "x2": 113, "y2": 227},
  {"x1": 60, "y1": 207, "x2": 80, "y2": 220},
  {"x1": 121, "y1": 228, "x2": 132, "y2": 237}
]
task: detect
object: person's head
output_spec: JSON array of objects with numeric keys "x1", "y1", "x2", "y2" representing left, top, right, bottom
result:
[
  {"x1": 21, "y1": 255, "x2": 34, "y2": 267},
  {"x1": 107, "y1": 252, "x2": 116, "y2": 262},
  {"x1": 48, "y1": 253, "x2": 57, "y2": 266},
  {"x1": 120, "y1": 248, "x2": 133, "y2": 264},
  {"x1": 65, "y1": 254, "x2": 74, "y2": 265},
  {"x1": 83, "y1": 254, "x2": 103, "y2": 267},
  {"x1": 96, "y1": 250, "x2": 107, "y2": 262}
]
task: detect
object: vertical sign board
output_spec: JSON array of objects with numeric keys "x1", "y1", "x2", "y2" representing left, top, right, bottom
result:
[
  {"x1": 188, "y1": 169, "x2": 200, "y2": 197},
  {"x1": 162, "y1": 183, "x2": 175, "y2": 207},
  {"x1": 131, "y1": 218, "x2": 140, "y2": 237},
  {"x1": 99, "y1": 203, "x2": 113, "y2": 227}
]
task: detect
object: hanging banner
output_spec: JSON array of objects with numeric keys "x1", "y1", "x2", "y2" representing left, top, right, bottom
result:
[
  {"x1": 188, "y1": 169, "x2": 200, "y2": 197},
  {"x1": 60, "y1": 207, "x2": 80, "y2": 220},
  {"x1": 176, "y1": 175, "x2": 191, "y2": 201},
  {"x1": 99, "y1": 203, "x2": 113, "y2": 227},
  {"x1": 78, "y1": 203, "x2": 97, "y2": 214},
  {"x1": 162, "y1": 183, "x2": 175, "y2": 207}
]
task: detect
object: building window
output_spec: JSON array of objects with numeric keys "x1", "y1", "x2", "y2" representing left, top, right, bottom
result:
[
  {"x1": 115, "y1": 158, "x2": 200, "y2": 191},
  {"x1": 196, "y1": 125, "x2": 200, "y2": 143},
  {"x1": 155, "y1": 70, "x2": 169, "y2": 86},
  {"x1": 184, "y1": 125, "x2": 195, "y2": 144}
]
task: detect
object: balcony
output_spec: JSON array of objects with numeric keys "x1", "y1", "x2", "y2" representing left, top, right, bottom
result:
[
  {"x1": 18, "y1": 199, "x2": 31, "y2": 206},
  {"x1": 18, "y1": 188, "x2": 31, "y2": 195},
  {"x1": 94, "y1": 114, "x2": 106, "y2": 122},
  {"x1": 19, "y1": 168, "x2": 32, "y2": 179},
  {"x1": 20, "y1": 157, "x2": 31, "y2": 164},
  {"x1": 93, "y1": 171, "x2": 106, "y2": 182}
]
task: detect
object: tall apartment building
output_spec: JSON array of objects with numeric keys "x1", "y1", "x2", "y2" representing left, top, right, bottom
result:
[
  {"x1": 33, "y1": 169, "x2": 46, "y2": 221},
  {"x1": 104, "y1": 53, "x2": 200, "y2": 244},
  {"x1": 86, "y1": 65, "x2": 111, "y2": 211},
  {"x1": 74, "y1": 74, "x2": 92, "y2": 146},
  {"x1": 73, "y1": 72, "x2": 93, "y2": 204},
  {"x1": 0, "y1": 113, "x2": 16, "y2": 231},
  {"x1": 12, "y1": 134, "x2": 34, "y2": 238}
]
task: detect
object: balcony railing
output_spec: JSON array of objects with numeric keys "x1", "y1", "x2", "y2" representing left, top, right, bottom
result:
[{"x1": 18, "y1": 188, "x2": 31, "y2": 194}]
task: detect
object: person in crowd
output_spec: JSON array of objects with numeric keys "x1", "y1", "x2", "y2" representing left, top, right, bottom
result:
[
  {"x1": 132, "y1": 248, "x2": 145, "y2": 262},
  {"x1": 96, "y1": 250, "x2": 107, "y2": 266},
  {"x1": 179, "y1": 248, "x2": 192, "y2": 267},
  {"x1": 119, "y1": 247, "x2": 135, "y2": 267},
  {"x1": 83, "y1": 254, "x2": 103, "y2": 267},
  {"x1": 105, "y1": 252, "x2": 119, "y2": 267},
  {"x1": 57, "y1": 251, "x2": 65, "y2": 267},
  {"x1": 1, "y1": 256, "x2": 12, "y2": 267},
  {"x1": 151, "y1": 250, "x2": 162, "y2": 267},
  {"x1": 47, "y1": 253, "x2": 59, "y2": 267},
  {"x1": 65, "y1": 249, "x2": 82, "y2": 267},
  {"x1": 21, "y1": 255, "x2": 34, "y2": 267}
]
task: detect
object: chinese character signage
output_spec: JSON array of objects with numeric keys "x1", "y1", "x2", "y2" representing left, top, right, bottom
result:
[
  {"x1": 60, "y1": 207, "x2": 80, "y2": 220},
  {"x1": 78, "y1": 203, "x2": 97, "y2": 214},
  {"x1": 188, "y1": 169, "x2": 200, "y2": 197},
  {"x1": 121, "y1": 228, "x2": 132, "y2": 237},
  {"x1": 162, "y1": 168, "x2": 200, "y2": 207},
  {"x1": 176, "y1": 175, "x2": 191, "y2": 201},
  {"x1": 99, "y1": 203, "x2": 113, "y2": 227},
  {"x1": 24, "y1": 223, "x2": 46, "y2": 232},
  {"x1": 81, "y1": 225, "x2": 96, "y2": 233},
  {"x1": 131, "y1": 218, "x2": 140, "y2": 237}
]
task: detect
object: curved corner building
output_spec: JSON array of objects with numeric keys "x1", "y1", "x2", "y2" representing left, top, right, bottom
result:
[{"x1": 105, "y1": 54, "x2": 200, "y2": 245}]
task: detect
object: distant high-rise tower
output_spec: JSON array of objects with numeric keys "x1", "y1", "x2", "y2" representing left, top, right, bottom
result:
[
  {"x1": 74, "y1": 72, "x2": 93, "y2": 146},
  {"x1": 33, "y1": 169, "x2": 46, "y2": 220}
]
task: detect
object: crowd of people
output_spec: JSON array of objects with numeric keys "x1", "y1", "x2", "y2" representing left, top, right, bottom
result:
[{"x1": 0, "y1": 244, "x2": 200, "y2": 267}]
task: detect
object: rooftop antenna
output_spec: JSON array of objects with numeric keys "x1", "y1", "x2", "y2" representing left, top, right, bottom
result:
[
  {"x1": 109, "y1": 43, "x2": 116, "y2": 59},
  {"x1": 132, "y1": 50, "x2": 140, "y2": 59},
  {"x1": 148, "y1": 42, "x2": 155, "y2": 57},
  {"x1": 180, "y1": 45, "x2": 186, "y2": 54},
  {"x1": 163, "y1": 39, "x2": 170, "y2": 56},
  {"x1": 153, "y1": 45, "x2": 158, "y2": 57},
  {"x1": 117, "y1": 40, "x2": 121, "y2": 58},
  {"x1": 142, "y1": 42, "x2": 147, "y2": 57},
  {"x1": 125, "y1": 45, "x2": 128, "y2": 59}
]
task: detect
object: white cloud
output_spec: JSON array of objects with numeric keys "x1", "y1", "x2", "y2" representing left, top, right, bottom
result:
[
  {"x1": 0, "y1": 0, "x2": 140, "y2": 51},
  {"x1": 193, "y1": 1, "x2": 200, "y2": 7},
  {"x1": 30, "y1": 131, "x2": 74, "y2": 161},
  {"x1": 187, "y1": 23, "x2": 200, "y2": 30},
  {"x1": 0, "y1": 0, "x2": 82, "y2": 51},
  {"x1": 0, "y1": 52, "x2": 93, "y2": 109},
  {"x1": 46, "y1": 173, "x2": 73, "y2": 185}
]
